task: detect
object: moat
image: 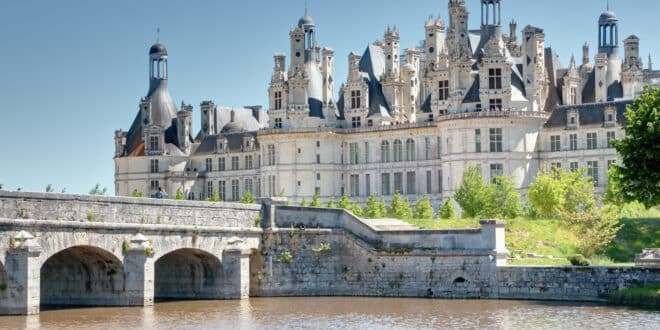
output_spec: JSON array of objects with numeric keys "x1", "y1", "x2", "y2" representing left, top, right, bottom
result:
[{"x1": 1, "y1": 298, "x2": 657, "y2": 329}]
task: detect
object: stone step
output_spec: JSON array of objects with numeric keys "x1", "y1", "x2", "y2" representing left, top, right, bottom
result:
[{"x1": 361, "y1": 218, "x2": 418, "y2": 231}]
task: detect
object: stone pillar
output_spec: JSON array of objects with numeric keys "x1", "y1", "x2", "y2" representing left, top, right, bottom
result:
[
  {"x1": 480, "y1": 220, "x2": 508, "y2": 266},
  {"x1": 260, "y1": 197, "x2": 288, "y2": 229},
  {"x1": 2, "y1": 231, "x2": 42, "y2": 315},
  {"x1": 123, "y1": 233, "x2": 155, "y2": 306},
  {"x1": 222, "y1": 248, "x2": 251, "y2": 299}
]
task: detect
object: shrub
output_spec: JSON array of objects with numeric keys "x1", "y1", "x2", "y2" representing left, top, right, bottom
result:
[
  {"x1": 240, "y1": 191, "x2": 255, "y2": 204},
  {"x1": 388, "y1": 192, "x2": 412, "y2": 220},
  {"x1": 413, "y1": 195, "x2": 434, "y2": 219},
  {"x1": 568, "y1": 254, "x2": 590, "y2": 266},
  {"x1": 309, "y1": 191, "x2": 322, "y2": 207},
  {"x1": 326, "y1": 197, "x2": 336, "y2": 208},
  {"x1": 299, "y1": 197, "x2": 308, "y2": 207},
  {"x1": 131, "y1": 189, "x2": 144, "y2": 198},
  {"x1": 174, "y1": 188, "x2": 184, "y2": 200},
  {"x1": 363, "y1": 194, "x2": 385, "y2": 218},
  {"x1": 439, "y1": 198, "x2": 456, "y2": 220},
  {"x1": 454, "y1": 164, "x2": 487, "y2": 218},
  {"x1": 206, "y1": 191, "x2": 221, "y2": 202}
]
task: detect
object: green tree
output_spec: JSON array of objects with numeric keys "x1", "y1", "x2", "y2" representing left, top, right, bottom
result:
[
  {"x1": 439, "y1": 198, "x2": 456, "y2": 220},
  {"x1": 206, "y1": 190, "x2": 220, "y2": 202},
  {"x1": 528, "y1": 168, "x2": 594, "y2": 218},
  {"x1": 388, "y1": 192, "x2": 412, "y2": 219},
  {"x1": 240, "y1": 191, "x2": 255, "y2": 204},
  {"x1": 489, "y1": 176, "x2": 521, "y2": 219},
  {"x1": 605, "y1": 165, "x2": 625, "y2": 206},
  {"x1": 174, "y1": 188, "x2": 185, "y2": 200},
  {"x1": 45, "y1": 184, "x2": 54, "y2": 193},
  {"x1": 89, "y1": 183, "x2": 107, "y2": 195},
  {"x1": 612, "y1": 87, "x2": 660, "y2": 208},
  {"x1": 377, "y1": 198, "x2": 388, "y2": 218},
  {"x1": 363, "y1": 194, "x2": 385, "y2": 218},
  {"x1": 309, "y1": 191, "x2": 322, "y2": 207},
  {"x1": 337, "y1": 192, "x2": 351, "y2": 209},
  {"x1": 413, "y1": 195, "x2": 434, "y2": 219},
  {"x1": 131, "y1": 189, "x2": 144, "y2": 198},
  {"x1": 346, "y1": 201, "x2": 363, "y2": 217},
  {"x1": 326, "y1": 197, "x2": 336, "y2": 208},
  {"x1": 454, "y1": 164, "x2": 487, "y2": 218},
  {"x1": 562, "y1": 208, "x2": 623, "y2": 258}
]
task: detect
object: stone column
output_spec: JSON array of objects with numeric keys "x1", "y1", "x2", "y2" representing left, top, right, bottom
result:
[
  {"x1": 2, "y1": 231, "x2": 42, "y2": 315},
  {"x1": 222, "y1": 248, "x2": 251, "y2": 299},
  {"x1": 480, "y1": 220, "x2": 508, "y2": 266},
  {"x1": 123, "y1": 233, "x2": 155, "y2": 306}
]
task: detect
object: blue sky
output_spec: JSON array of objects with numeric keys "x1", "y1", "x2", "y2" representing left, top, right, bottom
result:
[{"x1": 0, "y1": 0, "x2": 657, "y2": 194}]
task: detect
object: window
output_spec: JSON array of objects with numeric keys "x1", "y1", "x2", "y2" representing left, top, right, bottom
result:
[
  {"x1": 488, "y1": 68, "x2": 502, "y2": 89},
  {"x1": 206, "y1": 158, "x2": 213, "y2": 172},
  {"x1": 437, "y1": 137, "x2": 442, "y2": 159},
  {"x1": 381, "y1": 173, "x2": 391, "y2": 195},
  {"x1": 315, "y1": 186, "x2": 320, "y2": 195},
  {"x1": 406, "y1": 172, "x2": 416, "y2": 195},
  {"x1": 426, "y1": 171, "x2": 432, "y2": 194},
  {"x1": 406, "y1": 139, "x2": 415, "y2": 161},
  {"x1": 274, "y1": 118, "x2": 282, "y2": 129},
  {"x1": 149, "y1": 135, "x2": 159, "y2": 151},
  {"x1": 268, "y1": 176, "x2": 276, "y2": 197},
  {"x1": 489, "y1": 98, "x2": 503, "y2": 111},
  {"x1": 607, "y1": 159, "x2": 616, "y2": 170},
  {"x1": 351, "y1": 116, "x2": 362, "y2": 128},
  {"x1": 366, "y1": 174, "x2": 371, "y2": 196},
  {"x1": 150, "y1": 159, "x2": 159, "y2": 173},
  {"x1": 607, "y1": 131, "x2": 615, "y2": 148},
  {"x1": 364, "y1": 142, "x2": 370, "y2": 163},
  {"x1": 438, "y1": 80, "x2": 449, "y2": 101},
  {"x1": 587, "y1": 133, "x2": 598, "y2": 150},
  {"x1": 570, "y1": 162, "x2": 579, "y2": 172},
  {"x1": 489, "y1": 128, "x2": 503, "y2": 152},
  {"x1": 207, "y1": 181, "x2": 214, "y2": 198},
  {"x1": 244, "y1": 178, "x2": 253, "y2": 194},
  {"x1": 551, "y1": 162, "x2": 562, "y2": 171},
  {"x1": 587, "y1": 161, "x2": 599, "y2": 186},
  {"x1": 569, "y1": 134, "x2": 578, "y2": 151},
  {"x1": 349, "y1": 143, "x2": 359, "y2": 164},
  {"x1": 425, "y1": 138, "x2": 431, "y2": 160},
  {"x1": 316, "y1": 173, "x2": 321, "y2": 181},
  {"x1": 316, "y1": 154, "x2": 321, "y2": 164},
  {"x1": 245, "y1": 155, "x2": 253, "y2": 170},
  {"x1": 475, "y1": 129, "x2": 482, "y2": 153},
  {"x1": 394, "y1": 172, "x2": 403, "y2": 194},
  {"x1": 490, "y1": 164, "x2": 503, "y2": 184},
  {"x1": 551, "y1": 135, "x2": 561, "y2": 152},
  {"x1": 150, "y1": 180, "x2": 159, "y2": 191},
  {"x1": 438, "y1": 170, "x2": 443, "y2": 193},
  {"x1": 351, "y1": 90, "x2": 361, "y2": 109},
  {"x1": 216, "y1": 158, "x2": 225, "y2": 172},
  {"x1": 231, "y1": 156, "x2": 239, "y2": 170},
  {"x1": 569, "y1": 86, "x2": 577, "y2": 104},
  {"x1": 316, "y1": 141, "x2": 320, "y2": 147},
  {"x1": 381, "y1": 141, "x2": 390, "y2": 163},
  {"x1": 350, "y1": 174, "x2": 359, "y2": 197},
  {"x1": 231, "y1": 179, "x2": 240, "y2": 201},
  {"x1": 393, "y1": 140, "x2": 403, "y2": 162},
  {"x1": 219, "y1": 181, "x2": 226, "y2": 201},
  {"x1": 274, "y1": 91, "x2": 282, "y2": 110},
  {"x1": 267, "y1": 145, "x2": 276, "y2": 165}
]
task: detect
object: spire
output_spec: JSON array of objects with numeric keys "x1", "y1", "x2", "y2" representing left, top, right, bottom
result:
[
  {"x1": 649, "y1": 54, "x2": 654, "y2": 71},
  {"x1": 607, "y1": 0, "x2": 610, "y2": 11},
  {"x1": 156, "y1": 28, "x2": 160, "y2": 43}
]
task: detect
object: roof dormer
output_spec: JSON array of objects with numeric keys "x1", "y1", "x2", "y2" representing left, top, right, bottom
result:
[{"x1": 567, "y1": 108, "x2": 579, "y2": 130}]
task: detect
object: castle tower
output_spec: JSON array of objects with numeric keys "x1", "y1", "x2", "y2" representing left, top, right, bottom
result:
[
  {"x1": 383, "y1": 26, "x2": 400, "y2": 78},
  {"x1": 425, "y1": 16, "x2": 448, "y2": 71},
  {"x1": 595, "y1": 8, "x2": 622, "y2": 100},
  {"x1": 200, "y1": 101, "x2": 216, "y2": 137},
  {"x1": 447, "y1": 0, "x2": 472, "y2": 60},
  {"x1": 143, "y1": 42, "x2": 177, "y2": 155},
  {"x1": 480, "y1": 0, "x2": 502, "y2": 42},
  {"x1": 177, "y1": 102, "x2": 193, "y2": 150},
  {"x1": 522, "y1": 26, "x2": 547, "y2": 111},
  {"x1": 621, "y1": 35, "x2": 644, "y2": 98},
  {"x1": 582, "y1": 42, "x2": 590, "y2": 67}
]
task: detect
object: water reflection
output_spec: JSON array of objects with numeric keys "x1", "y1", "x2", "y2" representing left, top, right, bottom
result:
[{"x1": 0, "y1": 298, "x2": 657, "y2": 330}]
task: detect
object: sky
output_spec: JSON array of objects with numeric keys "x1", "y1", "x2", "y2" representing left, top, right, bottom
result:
[{"x1": 0, "y1": 0, "x2": 657, "y2": 195}]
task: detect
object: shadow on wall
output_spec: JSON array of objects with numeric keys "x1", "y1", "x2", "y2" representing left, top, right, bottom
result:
[
  {"x1": 155, "y1": 248, "x2": 224, "y2": 301},
  {"x1": 0, "y1": 261, "x2": 7, "y2": 300},
  {"x1": 40, "y1": 246, "x2": 125, "y2": 307}
]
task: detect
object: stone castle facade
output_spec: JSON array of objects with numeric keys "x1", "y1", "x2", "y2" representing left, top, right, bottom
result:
[{"x1": 114, "y1": 1, "x2": 659, "y2": 207}]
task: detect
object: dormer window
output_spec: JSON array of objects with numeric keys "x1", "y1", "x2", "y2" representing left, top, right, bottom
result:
[
  {"x1": 604, "y1": 106, "x2": 616, "y2": 127},
  {"x1": 216, "y1": 138, "x2": 228, "y2": 153},
  {"x1": 567, "y1": 109, "x2": 579, "y2": 130},
  {"x1": 149, "y1": 135, "x2": 159, "y2": 151}
]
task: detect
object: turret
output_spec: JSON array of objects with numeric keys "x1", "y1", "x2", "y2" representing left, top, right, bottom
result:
[
  {"x1": 622, "y1": 35, "x2": 644, "y2": 99},
  {"x1": 200, "y1": 101, "x2": 216, "y2": 138},
  {"x1": 383, "y1": 26, "x2": 400, "y2": 78},
  {"x1": 321, "y1": 48, "x2": 335, "y2": 105},
  {"x1": 425, "y1": 16, "x2": 447, "y2": 71},
  {"x1": 582, "y1": 42, "x2": 590, "y2": 67},
  {"x1": 448, "y1": 0, "x2": 471, "y2": 60},
  {"x1": 177, "y1": 102, "x2": 193, "y2": 150},
  {"x1": 480, "y1": 0, "x2": 503, "y2": 44},
  {"x1": 522, "y1": 26, "x2": 547, "y2": 111}
]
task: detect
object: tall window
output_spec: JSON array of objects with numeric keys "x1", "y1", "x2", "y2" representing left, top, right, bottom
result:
[
  {"x1": 349, "y1": 143, "x2": 359, "y2": 164},
  {"x1": 587, "y1": 132, "x2": 598, "y2": 150},
  {"x1": 569, "y1": 134, "x2": 578, "y2": 151},
  {"x1": 570, "y1": 162, "x2": 579, "y2": 172},
  {"x1": 350, "y1": 174, "x2": 359, "y2": 197},
  {"x1": 352, "y1": 117, "x2": 361, "y2": 128},
  {"x1": 425, "y1": 137, "x2": 432, "y2": 160},
  {"x1": 393, "y1": 140, "x2": 403, "y2": 162},
  {"x1": 218, "y1": 157, "x2": 226, "y2": 171},
  {"x1": 231, "y1": 179, "x2": 240, "y2": 201},
  {"x1": 489, "y1": 98, "x2": 503, "y2": 111},
  {"x1": 274, "y1": 118, "x2": 282, "y2": 129},
  {"x1": 406, "y1": 172, "x2": 416, "y2": 195},
  {"x1": 381, "y1": 141, "x2": 390, "y2": 163},
  {"x1": 570, "y1": 86, "x2": 577, "y2": 104},
  {"x1": 607, "y1": 131, "x2": 615, "y2": 148},
  {"x1": 207, "y1": 181, "x2": 214, "y2": 198},
  {"x1": 437, "y1": 136, "x2": 442, "y2": 159},
  {"x1": 475, "y1": 129, "x2": 482, "y2": 153},
  {"x1": 438, "y1": 169, "x2": 443, "y2": 193},
  {"x1": 316, "y1": 154, "x2": 321, "y2": 164},
  {"x1": 587, "y1": 161, "x2": 599, "y2": 186},
  {"x1": 490, "y1": 164, "x2": 504, "y2": 184},
  {"x1": 365, "y1": 174, "x2": 371, "y2": 196},
  {"x1": 438, "y1": 80, "x2": 449, "y2": 100},
  {"x1": 267, "y1": 145, "x2": 276, "y2": 165},
  {"x1": 551, "y1": 135, "x2": 561, "y2": 152},
  {"x1": 231, "y1": 156, "x2": 239, "y2": 171},
  {"x1": 351, "y1": 90, "x2": 361, "y2": 109},
  {"x1": 244, "y1": 178, "x2": 253, "y2": 194},
  {"x1": 268, "y1": 175, "x2": 276, "y2": 197},
  {"x1": 394, "y1": 172, "x2": 403, "y2": 194},
  {"x1": 426, "y1": 171, "x2": 432, "y2": 194},
  {"x1": 364, "y1": 142, "x2": 370, "y2": 164},
  {"x1": 381, "y1": 173, "x2": 391, "y2": 195},
  {"x1": 488, "y1": 68, "x2": 502, "y2": 89},
  {"x1": 150, "y1": 159, "x2": 159, "y2": 173},
  {"x1": 489, "y1": 128, "x2": 503, "y2": 152},
  {"x1": 218, "y1": 181, "x2": 226, "y2": 201},
  {"x1": 274, "y1": 91, "x2": 282, "y2": 110},
  {"x1": 149, "y1": 135, "x2": 159, "y2": 151},
  {"x1": 205, "y1": 158, "x2": 213, "y2": 172},
  {"x1": 405, "y1": 139, "x2": 415, "y2": 161},
  {"x1": 245, "y1": 155, "x2": 253, "y2": 170},
  {"x1": 150, "y1": 180, "x2": 159, "y2": 191}
]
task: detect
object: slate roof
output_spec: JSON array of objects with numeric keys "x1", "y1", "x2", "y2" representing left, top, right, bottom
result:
[
  {"x1": 358, "y1": 44, "x2": 392, "y2": 118},
  {"x1": 544, "y1": 100, "x2": 631, "y2": 128},
  {"x1": 193, "y1": 131, "x2": 259, "y2": 155}
]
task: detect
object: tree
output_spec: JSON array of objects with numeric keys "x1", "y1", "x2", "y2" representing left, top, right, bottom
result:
[
  {"x1": 439, "y1": 198, "x2": 456, "y2": 220},
  {"x1": 174, "y1": 188, "x2": 185, "y2": 200},
  {"x1": 377, "y1": 198, "x2": 388, "y2": 218},
  {"x1": 454, "y1": 164, "x2": 487, "y2": 218},
  {"x1": 240, "y1": 191, "x2": 255, "y2": 204},
  {"x1": 527, "y1": 168, "x2": 594, "y2": 219},
  {"x1": 89, "y1": 183, "x2": 107, "y2": 195},
  {"x1": 346, "y1": 202, "x2": 363, "y2": 217},
  {"x1": 131, "y1": 189, "x2": 144, "y2": 198},
  {"x1": 413, "y1": 195, "x2": 434, "y2": 219},
  {"x1": 363, "y1": 194, "x2": 385, "y2": 218},
  {"x1": 489, "y1": 176, "x2": 521, "y2": 219},
  {"x1": 45, "y1": 184, "x2": 54, "y2": 193},
  {"x1": 388, "y1": 192, "x2": 412, "y2": 219},
  {"x1": 206, "y1": 191, "x2": 220, "y2": 202},
  {"x1": 299, "y1": 197, "x2": 308, "y2": 207},
  {"x1": 326, "y1": 197, "x2": 336, "y2": 208},
  {"x1": 562, "y1": 208, "x2": 623, "y2": 258},
  {"x1": 337, "y1": 192, "x2": 351, "y2": 209},
  {"x1": 309, "y1": 191, "x2": 322, "y2": 207},
  {"x1": 612, "y1": 87, "x2": 660, "y2": 208}
]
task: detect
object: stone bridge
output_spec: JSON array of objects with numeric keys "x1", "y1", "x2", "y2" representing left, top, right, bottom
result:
[{"x1": 0, "y1": 191, "x2": 263, "y2": 315}]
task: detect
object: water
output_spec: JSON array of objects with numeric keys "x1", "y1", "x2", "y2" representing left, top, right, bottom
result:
[{"x1": 1, "y1": 298, "x2": 658, "y2": 330}]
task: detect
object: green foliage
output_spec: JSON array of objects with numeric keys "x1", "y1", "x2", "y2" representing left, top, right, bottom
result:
[
  {"x1": 206, "y1": 190, "x2": 221, "y2": 202},
  {"x1": 299, "y1": 197, "x2": 308, "y2": 207},
  {"x1": 612, "y1": 87, "x2": 660, "y2": 208},
  {"x1": 174, "y1": 188, "x2": 185, "y2": 200},
  {"x1": 528, "y1": 168, "x2": 594, "y2": 218},
  {"x1": 604, "y1": 216, "x2": 660, "y2": 262},
  {"x1": 454, "y1": 164, "x2": 486, "y2": 218},
  {"x1": 312, "y1": 242, "x2": 331, "y2": 254},
  {"x1": 489, "y1": 176, "x2": 521, "y2": 219},
  {"x1": 122, "y1": 240, "x2": 130, "y2": 253},
  {"x1": 610, "y1": 285, "x2": 660, "y2": 308},
  {"x1": 131, "y1": 189, "x2": 144, "y2": 198},
  {"x1": 568, "y1": 254, "x2": 590, "y2": 266},
  {"x1": 240, "y1": 191, "x2": 255, "y2": 204},
  {"x1": 89, "y1": 183, "x2": 107, "y2": 195},
  {"x1": 326, "y1": 197, "x2": 336, "y2": 208},
  {"x1": 337, "y1": 192, "x2": 351, "y2": 209},
  {"x1": 413, "y1": 195, "x2": 434, "y2": 219},
  {"x1": 45, "y1": 184, "x2": 54, "y2": 193},
  {"x1": 439, "y1": 198, "x2": 456, "y2": 220},
  {"x1": 275, "y1": 251, "x2": 293, "y2": 263},
  {"x1": 363, "y1": 194, "x2": 385, "y2": 218},
  {"x1": 277, "y1": 189, "x2": 286, "y2": 197},
  {"x1": 254, "y1": 215, "x2": 262, "y2": 227},
  {"x1": 346, "y1": 201, "x2": 363, "y2": 217},
  {"x1": 562, "y1": 208, "x2": 623, "y2": 258},
  {"x1": 388, "y1": 191, "x2": 412, "y2": 220},
  {"x1": 309, "y1": 191, "x2": 322, "y2": 207}
]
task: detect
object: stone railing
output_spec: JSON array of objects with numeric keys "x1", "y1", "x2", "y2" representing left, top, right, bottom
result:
[{"x1": 437, "y1": 110, "x2": 551, "y2": 121}]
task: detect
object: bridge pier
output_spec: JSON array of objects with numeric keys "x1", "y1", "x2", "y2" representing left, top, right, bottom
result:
[
  {"x1": 223, "y1": 248, "x2": 251, "y2": 299},
  {"x1": 123, "y1": 233, "x2": 155, "y2": 306},
  {"x1": 2, "y1": 232, "x2": 42, "y2": 315}
]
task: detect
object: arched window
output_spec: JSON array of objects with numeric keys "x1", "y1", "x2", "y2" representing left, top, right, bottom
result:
[
  {"x1": 381, "y1": 141, "x2": 390, "y2": 163},
  {"x1": 393, "y1": 140, "x2": 403, "y2": 162},
  {"x1": 406, "y1": 139, "x2": 415, "y2": 161}
]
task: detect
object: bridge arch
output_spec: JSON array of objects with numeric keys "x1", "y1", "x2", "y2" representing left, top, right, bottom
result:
[
  {"x1": 0, "y1": 261, "x2": 7, "y2": 300},
  {"x1": 40, "y1": 245, "x2": 124, "y2": 307},
  {"x1": 154, "y1": 248, "x2": 224, "y2": 300}
]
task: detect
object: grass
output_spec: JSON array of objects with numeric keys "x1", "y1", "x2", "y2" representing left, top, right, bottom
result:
[
  {"x1": 609, "y1": 285, "x2": 660, "y2": 308},
  {"x1": 604, "y1": 217, "x2": 660, "y2": 262}
]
